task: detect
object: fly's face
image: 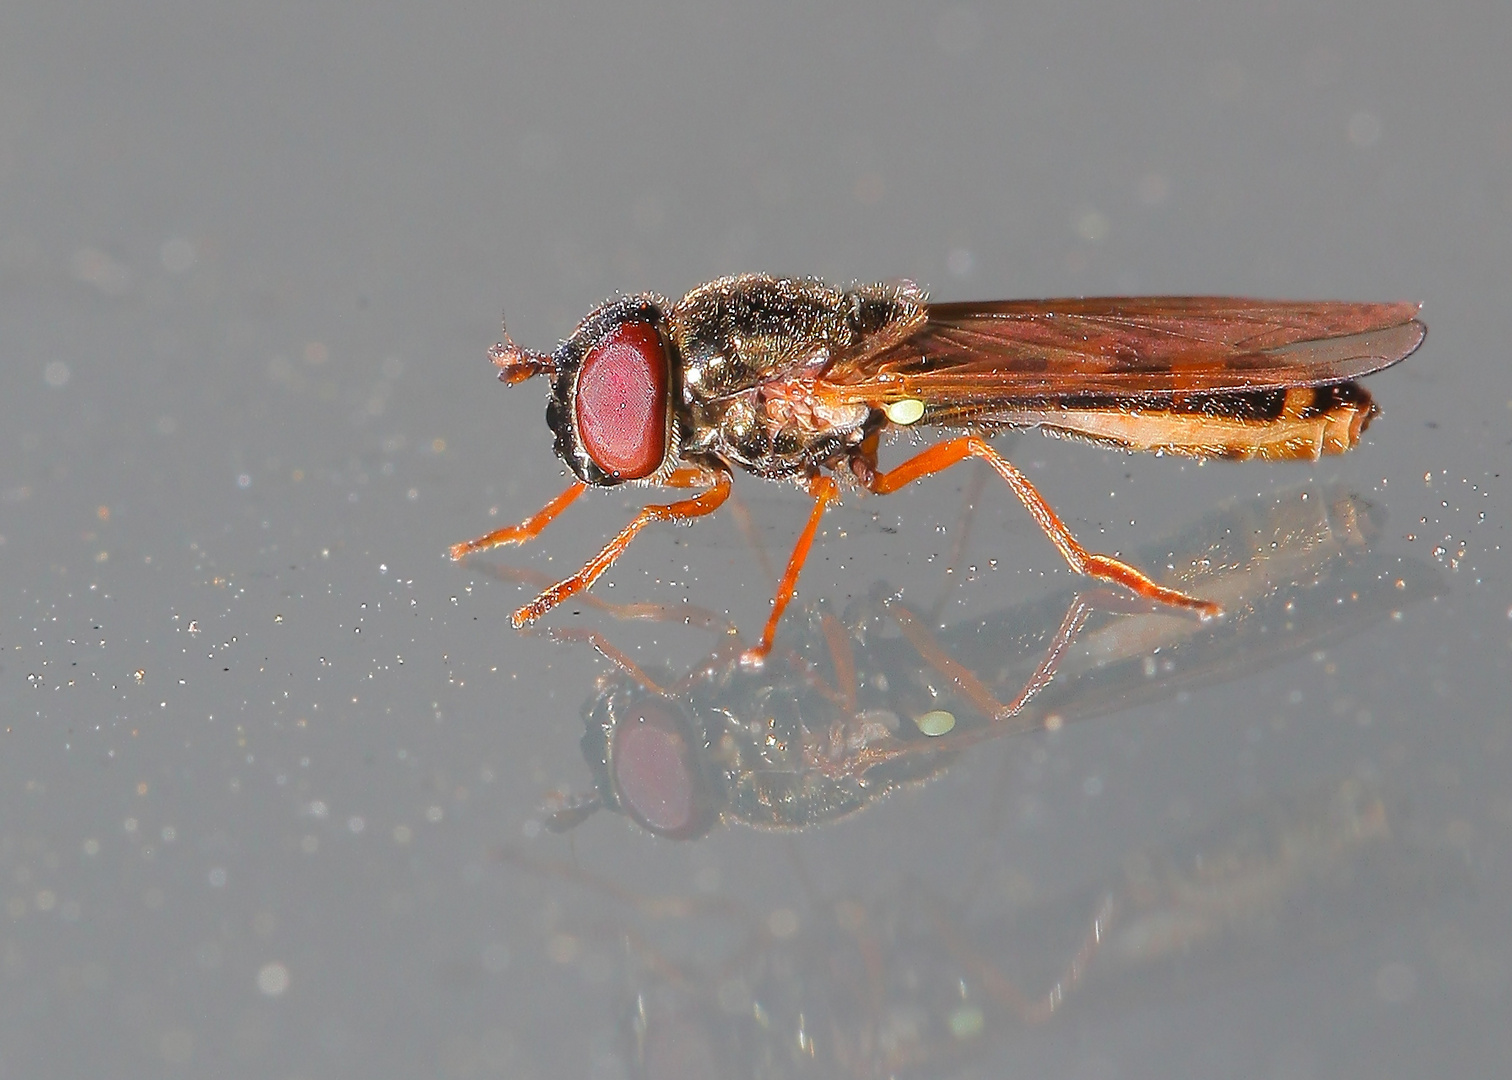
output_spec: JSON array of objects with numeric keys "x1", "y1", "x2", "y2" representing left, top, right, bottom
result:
[{"x1": 544, "y1": 295, "x2": 680, "y2": 487}]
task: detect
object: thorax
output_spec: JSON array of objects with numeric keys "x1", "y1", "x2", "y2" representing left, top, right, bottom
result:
[{"x1": 668, "y1": 274, "x2": 922, "y2": 479}]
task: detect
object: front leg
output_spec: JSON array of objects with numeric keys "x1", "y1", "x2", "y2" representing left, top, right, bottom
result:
[
  {"x1": 513, "y1": 470, "x2": 733, "y2": 628},
  {"x1": 449, "y1": 481, "x2": 588, "y2": 558},
  {"x1": 449, "y1": 468, "x2": 716, "y2": 560}
]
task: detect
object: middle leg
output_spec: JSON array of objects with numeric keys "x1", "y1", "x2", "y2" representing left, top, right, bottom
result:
[
  {"x1": 741, "y1": 474, "x2": 840, "y2": 665},
  {"x1": 513, "y1": 469, "x2": 733, "y2": 628}
]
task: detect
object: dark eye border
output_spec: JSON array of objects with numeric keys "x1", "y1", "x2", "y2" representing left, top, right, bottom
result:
[{"x1": 546, "y1": 294, "x2": 675, "y2": 488}]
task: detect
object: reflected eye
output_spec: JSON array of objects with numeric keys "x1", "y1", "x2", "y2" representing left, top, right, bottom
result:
[
  {"x1": 610, "y1": 700, "x2": 706, "y2": 838},
  {"x1": 575, "y1": 320, "x2": 670, "y2": 480}
]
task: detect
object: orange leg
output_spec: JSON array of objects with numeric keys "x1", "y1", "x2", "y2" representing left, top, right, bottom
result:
[
  {"x1": 742, "y1": 475, "x2": 840, "y2": 665},
  {"x1": 449, "y1": 469, "x2": 710, "y2": 560},
  {"x1": 659, "y1": 466, "x2": 721, "y2": 490},
  {"x1": 512, "y1": 470, "x2": 733, "y2": 628},
  {"x1": 449, "y1": 481, "x2": 587, "y2": 559},
  {"x1": 870, "y1": 436, "x2": 1221, "y2": 618}
]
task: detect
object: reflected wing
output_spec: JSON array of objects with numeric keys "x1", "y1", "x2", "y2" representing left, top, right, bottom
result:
[{"x1": 826, "y1": 297, "x2": 1424, "y2": 405}]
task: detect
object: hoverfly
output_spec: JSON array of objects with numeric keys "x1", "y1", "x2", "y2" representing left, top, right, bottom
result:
[{"x1": 450, "y1": 275, "x2": 1425, "y2": 661}]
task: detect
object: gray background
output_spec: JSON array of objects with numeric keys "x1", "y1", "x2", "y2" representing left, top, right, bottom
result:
[{"x1": 2, "y1": 2, "x2": 1508, "y2": 1077}]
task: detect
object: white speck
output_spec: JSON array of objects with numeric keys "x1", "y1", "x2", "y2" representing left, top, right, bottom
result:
[
  {"x1": 44, "y1": 361, "x2": 71, "y2": 388},
  {"x1": 207, "y1": 867, "x2": 227, "y2": 887},
  {"x1": 426, "y1": 805, "x2": 444, "y2": 823},
  {"x1": 257, "y1": 962, "x2": 291, "y2": 997},
  {"x1": 347, "y1": 815, "x2": 366, "y2": 833},
  {"x1": 237, "y1": 474, "x2": 251, "y2": 489}
]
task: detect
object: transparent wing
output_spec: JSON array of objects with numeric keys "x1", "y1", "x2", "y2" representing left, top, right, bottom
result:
[{"x1": 823, "y1": 297, "x2": 1424, "y2": 404}]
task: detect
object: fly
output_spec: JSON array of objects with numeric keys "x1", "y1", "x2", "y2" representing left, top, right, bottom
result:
[{"x1": 450, "y1": 274, "x2": 1425, "y2": 661}]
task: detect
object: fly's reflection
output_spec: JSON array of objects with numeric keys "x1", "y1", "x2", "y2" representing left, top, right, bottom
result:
[
  {"x1": 506, "y1": 776, "x2": 1431, "y2": 1080},
  {"x1": 538, "y1": 484, "x2": 1440, "y2": 839}
]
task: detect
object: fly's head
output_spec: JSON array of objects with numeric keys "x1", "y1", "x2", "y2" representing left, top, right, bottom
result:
[{"x1": 492, "y1": 295, "x2": 680, "y2": 487}]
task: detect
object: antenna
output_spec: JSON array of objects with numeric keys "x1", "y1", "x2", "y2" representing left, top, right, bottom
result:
[{"x1": 489, "y1": 312, "x2": 557, "y2": 384}]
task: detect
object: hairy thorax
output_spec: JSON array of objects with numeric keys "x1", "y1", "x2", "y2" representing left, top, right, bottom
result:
[{"x1": 669, "y1": 274, "x2": 925, "y2": 479}]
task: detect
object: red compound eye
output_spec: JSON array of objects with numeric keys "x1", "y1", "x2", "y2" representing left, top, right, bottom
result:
[
  {"x1": 611, "y1": 700, "x2": 702, "y2": 838},
  {"x1": 575, "y1": 320, "x2": 669, "y2": 480}
]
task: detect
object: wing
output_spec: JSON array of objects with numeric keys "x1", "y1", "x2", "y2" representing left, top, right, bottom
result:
[{"x1": 823, "y1": 297, "x2": 1425, "y2": 405}]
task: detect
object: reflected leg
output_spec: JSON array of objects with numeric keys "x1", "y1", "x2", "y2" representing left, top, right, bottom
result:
[
  {"x1": 930, "y1": 891, "x2": 1117, "y2": 1025},
  {"x1": 884, "y1": 589, "x2": 1112, "y2": 722},
  {"x1": 927, "y1": 458, "x2": 991, "y2": 624},
  {"x1": 475, "y1": 562, "x2": 736, "y2": 634},
  {"x1": 801, "y1": 588, "x2": 1134, "y2": 781}
]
